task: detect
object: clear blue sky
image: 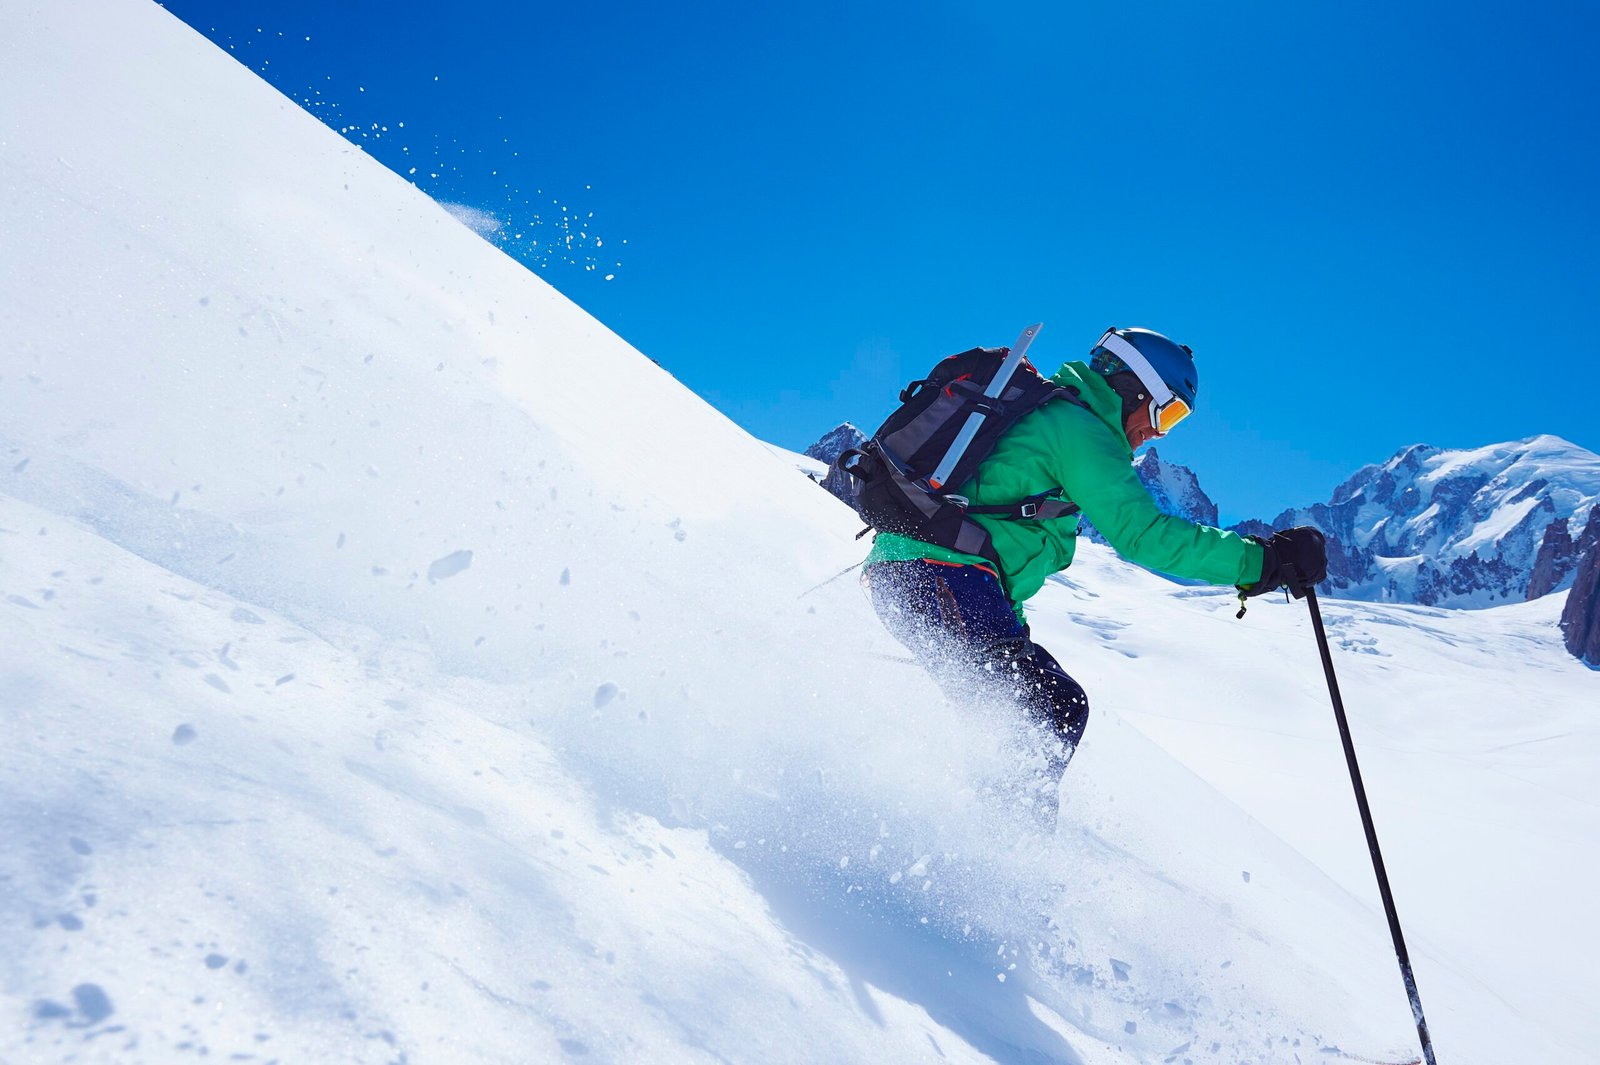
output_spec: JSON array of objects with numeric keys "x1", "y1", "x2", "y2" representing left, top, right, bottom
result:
[{"x1": 163, "y1": 0, "x2": 1600, "y2": 522}]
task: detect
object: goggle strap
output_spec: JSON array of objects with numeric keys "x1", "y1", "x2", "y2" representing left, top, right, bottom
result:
[{"x1": 1097, "y1": 330, "x2": 1178, "y2": 409}]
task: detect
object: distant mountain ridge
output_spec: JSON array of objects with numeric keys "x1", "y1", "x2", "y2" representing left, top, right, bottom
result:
[
  {"x1": 802, "y1": 425, "x2": 1600, "y2": 609},
  {"x1": 1233, "y1": 435, "x2": 1600, "y2": 607}
]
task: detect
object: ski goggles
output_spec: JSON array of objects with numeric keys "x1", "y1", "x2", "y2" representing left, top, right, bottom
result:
[{"x1": 1095, "y1": 329, "x2": 1193, "y2": 435}]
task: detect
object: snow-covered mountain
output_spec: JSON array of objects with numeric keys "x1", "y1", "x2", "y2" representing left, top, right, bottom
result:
[
  {"x1": 3, "y1": 3, "x2": 1598, "y2": 1064},
  {"x1": 1235, "y1": 437, "x2": 1600, "y2": 608}
]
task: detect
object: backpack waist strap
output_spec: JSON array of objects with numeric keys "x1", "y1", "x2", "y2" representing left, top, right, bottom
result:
[{"x1": 961, "y1": 488, "x2": 1079, "y2": 522}]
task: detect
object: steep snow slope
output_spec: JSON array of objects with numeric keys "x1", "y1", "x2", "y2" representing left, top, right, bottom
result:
[
  {"x1": 2, "y1": 492, "x2": 1025, "y2": 1065},
  {"x1": 2, "y1": 2, "x2": 1595, "y2": 1063}
]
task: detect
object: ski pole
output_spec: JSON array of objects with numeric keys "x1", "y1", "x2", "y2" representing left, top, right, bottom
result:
[
  {"x1": 796, "y1": 558, "x2": 865, "y2": 599},
  {"x1": 1301, "y1": 583, "x2": 1438, "y2": 1065}
]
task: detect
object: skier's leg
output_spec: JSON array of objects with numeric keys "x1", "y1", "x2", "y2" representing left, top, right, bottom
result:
[
  {"x1": 863, "y1": 560, "x2": 1023, "y2": 688},
  {"x1": 999, "y1": 640, "x2": 1090, "y2": 766},
  {"x1": 864, "y1": 561, "x2": 1087, "y2": 825},
  {"x1": 866, "y1": 561, "x2": 1080, "y2": 734}
]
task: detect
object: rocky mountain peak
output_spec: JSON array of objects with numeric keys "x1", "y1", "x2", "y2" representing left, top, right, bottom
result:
[
  {"x1": 802, "y1": 423, "x2": 867, "y2": 508},
  {"x1": 1133, "y1": 446, "x2": 1219, "y2": 527},
  {"x1": 803, "y1": 423, "x2": 865, "y2": 466}
]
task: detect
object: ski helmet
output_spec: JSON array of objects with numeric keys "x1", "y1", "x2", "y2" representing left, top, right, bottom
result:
[{"x1": 1089, "y1": 327, "x2": 1197, "y2": 433}]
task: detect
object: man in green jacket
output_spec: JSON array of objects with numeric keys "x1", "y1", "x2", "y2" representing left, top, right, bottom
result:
[{"x1": 862, "y1": 327, "x2": 1325, "y2": 787}]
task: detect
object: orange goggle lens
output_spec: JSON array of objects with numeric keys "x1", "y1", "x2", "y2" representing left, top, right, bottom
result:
[{"x1": 1153, "y1": 396, "x2": 1192, "y2": 434}]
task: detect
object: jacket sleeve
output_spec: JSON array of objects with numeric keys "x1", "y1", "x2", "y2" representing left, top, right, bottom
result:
[{"x1": 1052, "y1": 410, "x2": 1266, "y2": 587}]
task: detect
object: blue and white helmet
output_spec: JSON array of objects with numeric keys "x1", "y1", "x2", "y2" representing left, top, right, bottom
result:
[{"x1": 1089, "y1": 327, "x2": 1198, "y2": 411}]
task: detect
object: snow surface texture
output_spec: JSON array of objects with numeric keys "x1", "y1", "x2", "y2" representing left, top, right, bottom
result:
[{"x1": 2, "y1": 2, "x2": 1598, "y2": 1063}]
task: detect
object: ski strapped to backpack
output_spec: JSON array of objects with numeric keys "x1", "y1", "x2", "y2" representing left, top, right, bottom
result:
[{"x1": 835, "y1": 322, "x2": 1089, "y2": 571}]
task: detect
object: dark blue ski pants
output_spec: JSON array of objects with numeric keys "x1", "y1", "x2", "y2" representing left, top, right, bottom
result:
[{"x1": 863, "y1": 559, "x2": 1090, "y2": 767}]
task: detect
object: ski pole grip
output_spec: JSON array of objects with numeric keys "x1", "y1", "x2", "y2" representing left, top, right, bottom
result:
[{"x1": 1284, "y1": 526, "x2": 1327, "y2": 600}]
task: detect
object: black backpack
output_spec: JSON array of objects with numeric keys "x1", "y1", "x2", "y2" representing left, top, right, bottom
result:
[{"x1": 834, "y1": 343, "x2": 1087, "y2": 570}]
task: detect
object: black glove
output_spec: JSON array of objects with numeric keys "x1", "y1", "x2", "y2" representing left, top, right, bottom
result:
[{"x1": 1241, "y1": 526, "x2": 1328, "y2": 599}]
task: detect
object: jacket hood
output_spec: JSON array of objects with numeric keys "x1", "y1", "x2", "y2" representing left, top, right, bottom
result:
[{"x1": 1050, "y1": 361, "x2": 1131, "y2": 456}]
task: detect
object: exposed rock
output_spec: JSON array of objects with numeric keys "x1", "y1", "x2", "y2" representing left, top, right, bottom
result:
[
  {"x1": 1528, "y1": 518, "x2": 1576, "y2": 599},
  {"x1": 805, "y1": 423, "x2": 867, "y2": 507},
  {"x1": 803, "y1": 423, "x2": 865, "y2": 466},
  {"x1": 1134, "y1": 446, "x2": 1218, "y2": 526},
  {"x1": 1560, "y1": 531, "x2": 1600, "y2": 667}
]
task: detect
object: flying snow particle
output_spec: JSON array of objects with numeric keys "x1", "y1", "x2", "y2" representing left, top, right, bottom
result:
[{"x1": 440, "y1": 202, "x2": 503, "y2": 239}]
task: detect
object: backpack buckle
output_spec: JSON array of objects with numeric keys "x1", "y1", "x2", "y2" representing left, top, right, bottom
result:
[{"x1": 1019, "y1": 502, "x2": 1040, "y2": 519}]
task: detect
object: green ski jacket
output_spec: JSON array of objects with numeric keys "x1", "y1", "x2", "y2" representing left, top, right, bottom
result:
[{"x1": 865, "y1": 361, "x2": 1266, "y2": 611}]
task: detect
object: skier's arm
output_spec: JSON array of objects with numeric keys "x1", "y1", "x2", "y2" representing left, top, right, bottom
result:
[{"x1": 1053, "y1": 412, "x2": 1266, "y2": 587}]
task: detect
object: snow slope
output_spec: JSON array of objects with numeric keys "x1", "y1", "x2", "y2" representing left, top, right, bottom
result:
[
  {"x1": 1024, "y1": 556, "x2": 1600, "y2": 1064},
  {"x1": 2, "y1": 2, "x2": 1597, "y2": 1063}
]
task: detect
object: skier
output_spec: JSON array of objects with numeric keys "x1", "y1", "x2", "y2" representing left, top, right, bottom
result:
[{"x1": 858, "y1": 327, "x2": 1326, "y2": 785}]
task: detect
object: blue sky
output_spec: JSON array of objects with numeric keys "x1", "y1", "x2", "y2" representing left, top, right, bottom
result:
[{"x1": 163, "y1": 1, "x2": 1600, "y2": 522}]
